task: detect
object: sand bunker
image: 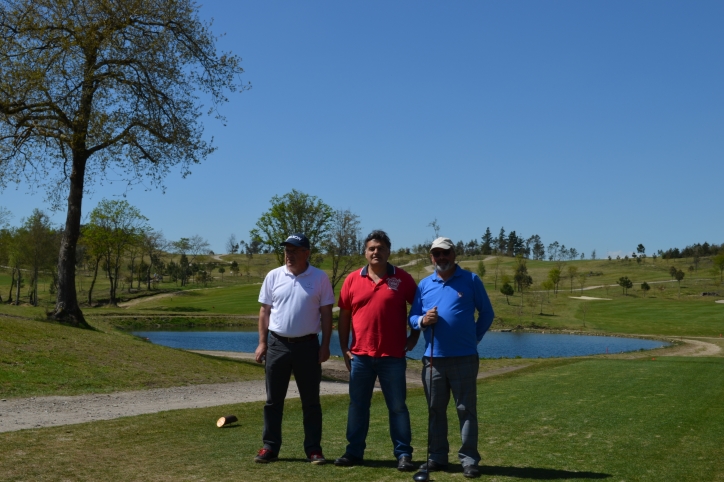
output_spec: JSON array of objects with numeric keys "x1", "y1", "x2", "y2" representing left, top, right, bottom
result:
[{"x1": 569, "y1": 296, "x2": 612, "y2": 301}]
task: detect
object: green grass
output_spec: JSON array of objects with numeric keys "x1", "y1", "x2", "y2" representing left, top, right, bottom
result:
[
  {"x1": 1, "y1": 357, "x2": 723, "y2": 481},
  {"x1": 0, "y1": 316, "x2": 264, "y2": 398},
  {"x1": 136, "y1": 283, "x2": 263, "y2": 314}
]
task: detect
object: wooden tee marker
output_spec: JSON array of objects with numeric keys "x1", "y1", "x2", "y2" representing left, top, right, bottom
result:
[{"x1": 216, "y1": 415, "x2": 238, "y2": 427}]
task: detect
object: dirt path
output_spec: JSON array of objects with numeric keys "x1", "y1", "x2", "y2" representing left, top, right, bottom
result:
[{"x1": 0, "y1": 353, "x2": 528, "y2": 433}]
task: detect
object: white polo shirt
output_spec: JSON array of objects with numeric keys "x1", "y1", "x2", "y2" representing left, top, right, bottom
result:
[{"x1": 258, "y1": 264, "x2": 335, "y2": 337}]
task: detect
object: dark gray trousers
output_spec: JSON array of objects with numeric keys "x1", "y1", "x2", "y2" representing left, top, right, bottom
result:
[
  {"x1": 422, "y1": 354, "x2": 480, "y2": 467},
  {"x1": 262, "y1": 334, "x2": 322, "y2": 457}
]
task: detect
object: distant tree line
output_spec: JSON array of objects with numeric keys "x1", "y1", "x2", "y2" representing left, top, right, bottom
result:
[
  {"x1": 1, "y1": 200, "x2": 219, "y2": 307},
  {"x1": 658, "y1": 242, "x2": 723, "y2": 260}
]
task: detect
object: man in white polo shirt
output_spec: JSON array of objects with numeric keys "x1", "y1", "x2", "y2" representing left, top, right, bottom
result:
[{"x1": 253, "y1": 233, "x2": 335, "y2": 465}]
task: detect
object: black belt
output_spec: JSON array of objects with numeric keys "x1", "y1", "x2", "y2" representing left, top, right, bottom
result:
[{"x1": 271, "y1": 331, "x2": 317, "y2": 343}]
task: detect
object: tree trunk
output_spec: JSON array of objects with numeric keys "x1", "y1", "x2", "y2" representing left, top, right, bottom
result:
[
  {"x1": 51, "y1": 152, "x2": 89, "y2": 327},
  {"x1": 88, "y1": 256, "x2": 101, "y2": 306},
  {"x1": 7, "y1": 267, "x2": 14, "y2": 303},
  {"x1": 33, "y1": 266, "x2": 39, "y2": 307},
  {"x1": 15, "y1": 270, "x2": 21, "y2": 305}
]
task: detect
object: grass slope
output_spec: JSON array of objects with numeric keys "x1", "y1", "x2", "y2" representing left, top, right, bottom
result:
[
  {"x1": 0, "y1": 316, "x2": 264, "y2": 399},
  {"x1": 1, "y1": 357, "x2": 722, "y2": 481}
]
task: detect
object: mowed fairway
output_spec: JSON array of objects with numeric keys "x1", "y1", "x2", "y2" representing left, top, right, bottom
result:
[
  {"x1": 133, "y1": 283, "x2": 263, "y2": 314},
  {"x1": 1, "y1": 357, "x2": 722, "y2": 481},
  {"x1": 581, "y1": 296, "x2": 724, "y2": 336}
]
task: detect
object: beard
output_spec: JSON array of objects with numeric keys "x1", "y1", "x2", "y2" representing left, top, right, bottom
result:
[{"x1": 435, "y1": 261, "x2": 454, "y2": 272}]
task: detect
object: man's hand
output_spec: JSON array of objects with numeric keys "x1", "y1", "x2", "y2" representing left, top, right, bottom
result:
[
  {"x1": 343, "y1": 350, "x2": 354, "y2": 372},
  {"x1": 255, "y1": 342, "x2": 268, "y2": 364},
  {"x1": 318, "y1": 344, "x2": 330, "y2": 364},
  {"x1": 423, "y1": 306, "x2": 438, "y2": 327}
]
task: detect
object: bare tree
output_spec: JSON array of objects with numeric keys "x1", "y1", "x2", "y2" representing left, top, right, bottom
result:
[
  {"x1": 187, "y1": 235, "x2": 211, "y2": 263},
  {"x1": 324, "y1": 209, "x2": 362, "y2": 289},
  {"x1": 428, "y1": 219, "x2": 440, "y2": 239},
  {"x1": 226, "y1": 234, "x2": 239, "y2": 255},
  {"x1": 141, "y1": 230, "x2": 167, "y2": 290},
  {"x1": 567, "y1": 265, "x2": 579, "y2": 293}
]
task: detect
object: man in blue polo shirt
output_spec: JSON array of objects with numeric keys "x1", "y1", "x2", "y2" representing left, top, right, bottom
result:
[{"x1": 409, "y1": 237, "x2": 495, "y2": 479}]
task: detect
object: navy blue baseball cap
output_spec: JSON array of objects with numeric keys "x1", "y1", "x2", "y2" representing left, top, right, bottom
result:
[{"x1": 280, "y1": 233, "x2": 310, "y2": 249}]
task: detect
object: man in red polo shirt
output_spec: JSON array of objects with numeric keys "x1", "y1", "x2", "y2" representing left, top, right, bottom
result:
[{"x1": 333, "y1": 230, "x2": 420, "y2": 471}]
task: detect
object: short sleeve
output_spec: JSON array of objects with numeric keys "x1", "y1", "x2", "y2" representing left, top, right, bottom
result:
[
  {"x1": 258, "y1": 271, "x2": 274, "y2": 305},
  {"x1": 338, "y1": 273, "x2": 353, "y2": 310},
  {"x1": 319, "y1": 272, "x2": 336, "y2": 306}
]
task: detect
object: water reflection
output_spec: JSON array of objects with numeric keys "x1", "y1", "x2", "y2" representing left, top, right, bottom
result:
[{"x1": 131, "y1": 329, "x2": 669, "y2": 360}]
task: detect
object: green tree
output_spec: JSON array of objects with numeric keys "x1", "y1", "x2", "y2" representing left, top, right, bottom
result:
[
  {"x1": 641, "y1": 281, "x2": 651, "y2": 297},
  {"x1": 323, "y1": 209, "x2": 362, "y2": 290},
  {"x1": 476, "y1": 260, "x2": 486, "y2": 281},
  {"x1": 674, "y1": 269, "x2": 685, "y2": 297},
  {"x1": 713, "y1": 254, "x2": 724, "y2": 283},
  {"x1": 0, "y1": 0, "x2": 247, "y2": 327},
  {"x1": 85, "y1": 200, "x2": 148, "y2": 305},
  {"x1": 669, "y1": 266, "x2": 678, "y2": 280},
  {"x1": 548, "y1": 268, "x2": 562, "y2": 295},
  {"x1": 637, "y1": 244, "x2": 645, "y2": 256},
  {"x1": 500, "y1": 282, "x2": 514, "y2": 305},
  {"x1": 617, "y1": 276, "x2": 633, "y2": 295},
  {"x1": 250, "y1": 190, "x2": 333, "y2": 266},
  {"x1": 513, "y1": 256, "x2": 532, "y2": 292},
  {"x1": 481, "y1": 227, "x2": 493, "y2": 255},
  {"x1": 17, "y1": 209, "x2": 59, "y2": 306},
  {"x1": 541, "y1": 279, "x2": 554, "y2": 301}
]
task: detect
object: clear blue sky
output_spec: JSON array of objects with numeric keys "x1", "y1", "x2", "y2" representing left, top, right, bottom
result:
[{"x1": 2, "y1": 0, "x2": 723, "y2": 258}]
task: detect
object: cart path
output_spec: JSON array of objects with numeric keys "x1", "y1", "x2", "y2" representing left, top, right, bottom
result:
[{"x1": 0, "y1": 355, "x2": 527, "y2": 434}]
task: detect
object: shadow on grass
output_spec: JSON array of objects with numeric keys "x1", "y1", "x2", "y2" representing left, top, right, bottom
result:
[{"x1": 480, "y1": 465, "x2": 611, "y2": 479}]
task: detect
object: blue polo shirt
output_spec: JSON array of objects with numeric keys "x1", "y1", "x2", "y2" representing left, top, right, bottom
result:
[{"x1": 409, "y1": 265, "x2": 494, "y2": 358}]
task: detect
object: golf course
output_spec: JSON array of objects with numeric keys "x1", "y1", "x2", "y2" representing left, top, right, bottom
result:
[{"x1": 1, "y1": 253, "x2": 723, "y2": 481}]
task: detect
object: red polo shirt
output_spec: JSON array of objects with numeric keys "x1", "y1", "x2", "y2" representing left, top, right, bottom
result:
[{"x1": 338, "y1": 263, "x2": 417, "y2": 358}]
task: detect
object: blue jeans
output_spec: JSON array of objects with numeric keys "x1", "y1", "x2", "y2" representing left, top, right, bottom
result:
[{"x1": 345, "y1": 355, "x2": 412, "y2": 460}]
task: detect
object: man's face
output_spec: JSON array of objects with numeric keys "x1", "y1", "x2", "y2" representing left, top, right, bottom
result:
[
  {"x1": 430, "y1": 248, "x2": 455, "y2": 273},
  {"x1": 284, "y1": 245, "x2": 310, "y2": 271},
  {"x1": 365, "y1": 239, "x2": 390, "y2": 267}
]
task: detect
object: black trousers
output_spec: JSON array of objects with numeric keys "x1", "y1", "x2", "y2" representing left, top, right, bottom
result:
[{"x1": 262, "y1": 333, "x2": 322, "y2": 456}]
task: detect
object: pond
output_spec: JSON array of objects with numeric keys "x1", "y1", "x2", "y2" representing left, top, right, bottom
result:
[{"x1": 131, "y1": 328, "x2": 670, "y2": 359}]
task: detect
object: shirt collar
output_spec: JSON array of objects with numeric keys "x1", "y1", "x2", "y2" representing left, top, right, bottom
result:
[
  {"x1": 361, "y1": 262, "x2": 395, "y2": 277},
  {"x1": 284, "y1": 263, "x2": 310, "y2": 277}
]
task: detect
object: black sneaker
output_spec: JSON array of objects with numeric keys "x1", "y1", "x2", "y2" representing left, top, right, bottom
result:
[
  {"x1": 307, "y1": 451, "x2": 326, "y2": 465},
  {"x1": 334, "y1": 453, "x2": 362, "y2": 466},
  {"x1": 254, "y1": 448, "x2": 278, "y2": 463},
  {"x1": 419, "y1": 460, "x2": 448, "y2": 472},
  {"x1": 463, "y1": 464, "x2": 480, "y2": 478},
  {"x1": 397, "y1": 455, "x2": 414, "y2": 471}
]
